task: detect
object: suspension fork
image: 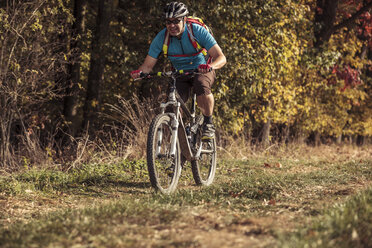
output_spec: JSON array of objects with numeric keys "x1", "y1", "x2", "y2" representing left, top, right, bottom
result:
[
  {"x1": 155, "y1": 107, "x2": 180, "y2": 158},
  {"x1": 168, "y1": 77, "x2": 181, "y2": 157},
  {"x1": 169, "y1": 105, "x2": 180, "y2": 157},
  {"x1": 191, "y1": 93, "x2": 196, "y2": 120},
  {"x1": 155, "y1": 127, "x2": 163, "y2": 156},
  {"x1": 157, "y1": 76, "x2": 181, "y2": 158}
]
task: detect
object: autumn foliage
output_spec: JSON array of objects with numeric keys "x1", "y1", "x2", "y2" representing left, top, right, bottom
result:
[{"x1": 0, "y1": 0, "x2": 372, "y2": 168}]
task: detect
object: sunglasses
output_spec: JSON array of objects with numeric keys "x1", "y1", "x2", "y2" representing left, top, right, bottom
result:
[{"x1": 165, "y1": 18, "x2": 183, "y2": 25}]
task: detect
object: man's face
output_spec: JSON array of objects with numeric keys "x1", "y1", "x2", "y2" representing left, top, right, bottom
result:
[{"x1": 165, "y1": 17, "x2": 185, "y2": 37}]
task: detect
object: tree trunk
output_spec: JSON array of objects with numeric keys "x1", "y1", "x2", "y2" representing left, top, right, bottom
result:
[
  {"x1": 261, "y1": 118, "x2": 271, "y2": 147},
  {"x1": 336, "y1": 134, "x2": 342, "y2": 145},
  {"x1": 281, "y1": 124, "x2": 290, "y2": 144},
  {"x1": 314, "y1": 0, "x2": 339, "y2": 48},
  {"x1": 356, "y1": 135, "x2": 365, "y2": 146},
  {"x1": 314, "y1": 132, "x2": 321, "y2": 146},
  {"x1": 308, "y1": 131, "x2": 321, "y2": 146},
  {"x1": 63, "y1": 0, "x2": 87, "y2": 137},
  {"x1": 82, "y1": 0, "x2": 114, "y2": 131}
]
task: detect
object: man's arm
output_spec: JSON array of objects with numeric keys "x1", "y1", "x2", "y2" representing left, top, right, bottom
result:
[
  {"x1": 139, "y1": 55, "x2": 158, "y2": 73},
  {"x1": 208, "y1": 44, "x2": 226, "y2": 70},
  {"x1": 131, "y1": 55, "x2": 158, "y2": 79}
]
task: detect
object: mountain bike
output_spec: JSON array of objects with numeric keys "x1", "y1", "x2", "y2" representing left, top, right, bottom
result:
[{"x1": 137, "y1": 70, "x2": 217, "y2": 194}]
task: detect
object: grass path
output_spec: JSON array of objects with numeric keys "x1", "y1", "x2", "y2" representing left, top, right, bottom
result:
[{"x1": 0, "y1": 145, "x2": 371, "y2": 247}]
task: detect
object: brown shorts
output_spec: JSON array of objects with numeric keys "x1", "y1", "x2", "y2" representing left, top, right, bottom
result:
[{"x1": 176, "y1": 70, "x2": 216, "y2": 102}]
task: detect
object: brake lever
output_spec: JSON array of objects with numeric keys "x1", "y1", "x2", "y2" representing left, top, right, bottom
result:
[{"x1": 134, "y1": 72, "x2": 151, "y2": 81}]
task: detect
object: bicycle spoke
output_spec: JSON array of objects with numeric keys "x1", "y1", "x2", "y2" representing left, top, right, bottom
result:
[{"x1": 191, "y1": 116, "x2": 217, "y2": 186}]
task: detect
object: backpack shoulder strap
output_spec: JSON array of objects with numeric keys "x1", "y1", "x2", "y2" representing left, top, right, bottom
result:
[
  {"x1": 186, "y1": 18, "x2": 208, "y2": 56},
  {"x1": 162, "y1": 30, "x2": 171, "y2": 57}
]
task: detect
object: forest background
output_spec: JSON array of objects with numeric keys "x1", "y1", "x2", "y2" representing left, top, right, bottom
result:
[{"x1": 0, "y1": 0, "x2": 372, "y2": 169}]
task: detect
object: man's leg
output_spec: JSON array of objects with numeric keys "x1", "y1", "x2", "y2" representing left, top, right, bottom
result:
[
  {"x1": 176, "y1": 75, "x2": 192, "y2": 103},
  {"x1": 197, "y1": 93, "x2": 214, "y2": 117},
  {"x1": 197, "y1": 93, "x2": 215, "y2": 139},
  {"x1": 193, "y1": 71, "x2": 216, "y2": 139}
]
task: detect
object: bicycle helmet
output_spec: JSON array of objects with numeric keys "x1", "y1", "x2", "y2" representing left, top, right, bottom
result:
[{"x1": 164, "y1": 2, "x2": 189, "y2": 19}]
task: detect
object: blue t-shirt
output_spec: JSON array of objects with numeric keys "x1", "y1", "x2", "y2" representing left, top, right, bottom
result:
[{"x1": 148, "y1": 23, "x2": 217, "y2": 70}]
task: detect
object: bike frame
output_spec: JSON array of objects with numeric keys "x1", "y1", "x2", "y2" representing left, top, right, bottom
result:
[
  {"x1": 158, "y1": 72, "x2": 197, "y2": 161},
  {"x1": 138, "y1": 70, "x2": 207, "y2": 162}
]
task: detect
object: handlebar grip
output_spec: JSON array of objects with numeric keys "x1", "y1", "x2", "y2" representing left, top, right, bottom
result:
[{"x1": 139, "y1": 72, "x2": 148, "y2": 78}]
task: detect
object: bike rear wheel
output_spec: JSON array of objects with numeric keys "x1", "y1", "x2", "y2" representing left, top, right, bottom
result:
[
  {"x1": 191, "y1": 118, "x2": 217, "y2": 186},
  {"x1": 147, "y1": 113, "x2": 181, "y2": 194}
]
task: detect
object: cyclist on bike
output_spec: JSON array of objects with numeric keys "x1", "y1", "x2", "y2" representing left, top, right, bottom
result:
[{"x1": 130, "y1": 1, "x2": 226, "y2": 140}]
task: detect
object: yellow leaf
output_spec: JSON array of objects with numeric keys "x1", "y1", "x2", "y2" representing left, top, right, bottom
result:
[{"x1": 91, "y1": 100, "x2": 99, "y2": 108}]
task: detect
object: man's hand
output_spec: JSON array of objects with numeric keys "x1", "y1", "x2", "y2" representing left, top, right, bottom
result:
[
  {"x1": 130, "y1": 70, "x2": 142, "y2": 79},
  {"x1": 198, "y1": 64, "x2": 212, "y2": 74},
  {"x1": 131, "y1": 55, "x2": 158, "y2": 79}
]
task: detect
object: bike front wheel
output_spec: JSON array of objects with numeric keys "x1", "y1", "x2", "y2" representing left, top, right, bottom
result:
[
  {"x1": 147, "y1": 113, "x2": 181, "y2": 194},
  {"x1": 191, "y1": 123, "x2": 217, "y2": 186}
]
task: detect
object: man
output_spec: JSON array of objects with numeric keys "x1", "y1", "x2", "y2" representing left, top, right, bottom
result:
[{"x1": 131, "y1": 2, "x2": 226, "y2": 139}]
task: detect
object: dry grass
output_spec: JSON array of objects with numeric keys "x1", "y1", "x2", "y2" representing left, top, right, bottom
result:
[
  {"x1": 57, "y1": 97, "x2": 372, "y2": 169},
  {"x1": 217, "y1": 134, "x2": 372, "y2": 162},
  {"x1": 103, "y1": 95, "x2": 158, "y2": 159},
  {"x1": 38, "y1": 95, "x2": 159, "y2": 171},
  {"x1": 2, "y1": 92, "x2": 371, "y2": 173}
]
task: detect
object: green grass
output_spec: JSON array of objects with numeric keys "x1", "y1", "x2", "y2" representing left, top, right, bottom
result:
[
  {"x1": 0, "y1": 197, "x2": 182, "y2": 248},
  {"x1": 280, "y1": 186, "x2": 372, "y2": 248},
  {"x1": 0, "y1": 160, "x2": 148, "y2": 195},
  {"x1": 0, "y1": 154, "x2": 371, "y2": 247}
]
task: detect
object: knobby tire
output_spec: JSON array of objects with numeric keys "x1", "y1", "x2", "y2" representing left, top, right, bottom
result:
[
  {"x1": 146, "y1": 113, "x2": 181, "y2": 194},
  {"x1": 191, "y1": 116, "x2": 217, "y2": 186}
]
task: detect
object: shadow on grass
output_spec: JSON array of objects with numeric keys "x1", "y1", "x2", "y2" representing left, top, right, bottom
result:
[
  {"x1": 112, "y1": 181, "x2": 151, "y2": 188},
  {"x1": 110, "y1": 180, "x2": 152, "y2": 194},
  {"x1": 62, "y1": 180, "x2": 152, "y2": 197}
]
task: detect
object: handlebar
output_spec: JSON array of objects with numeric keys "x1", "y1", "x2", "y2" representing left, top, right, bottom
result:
[{"x1": 134, "y1": 69, "x2": 209, "y2": 81}]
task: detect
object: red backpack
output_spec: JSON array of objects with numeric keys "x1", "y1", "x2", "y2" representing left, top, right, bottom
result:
[{"x1": 162, "y1": 16, "x2": 213, "y2": 63}]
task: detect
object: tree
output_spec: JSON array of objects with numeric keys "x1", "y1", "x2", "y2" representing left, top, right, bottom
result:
[
  {"x1": 310, "y1": 0, "x2": 372, "y2": 143},
  {"x1": 0, "y1": 0, "x2": 73, "y2": 166},
  {"x1": 82, "y1": 0, "x2": 116, "y2": 131},
  {"x1": 63, "y1": 0, "x2": 88, "y2": 137}
]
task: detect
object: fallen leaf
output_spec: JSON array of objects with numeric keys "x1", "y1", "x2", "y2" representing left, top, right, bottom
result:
[
  {"x1": 275, "y1": 162, "x2": 282, "y2": 168},
  {"x1": 264, "y1": 163, "x2": 271, "y2": 168},
  {"x1": 229, "y1": 190, "x2": 245, "y2": 198},
  {"x1": 263, "y1": 198, "x2": 277, "y2": 206}
]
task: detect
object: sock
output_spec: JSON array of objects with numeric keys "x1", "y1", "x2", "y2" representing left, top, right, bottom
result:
[{"x1": 203, "y1": 115, "x2": 213, "y2": 124}]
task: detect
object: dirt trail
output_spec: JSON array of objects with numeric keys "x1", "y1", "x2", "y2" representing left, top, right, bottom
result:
[
  {"x1": 1, "y1": 145, "x2": 371, "y2": 247},
  {"x1": 174, "y1": 189, "x2": 368, "y2": 247},
  {"x1": 1, "y1": 178, "x2": 370, "y2": 247}
]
